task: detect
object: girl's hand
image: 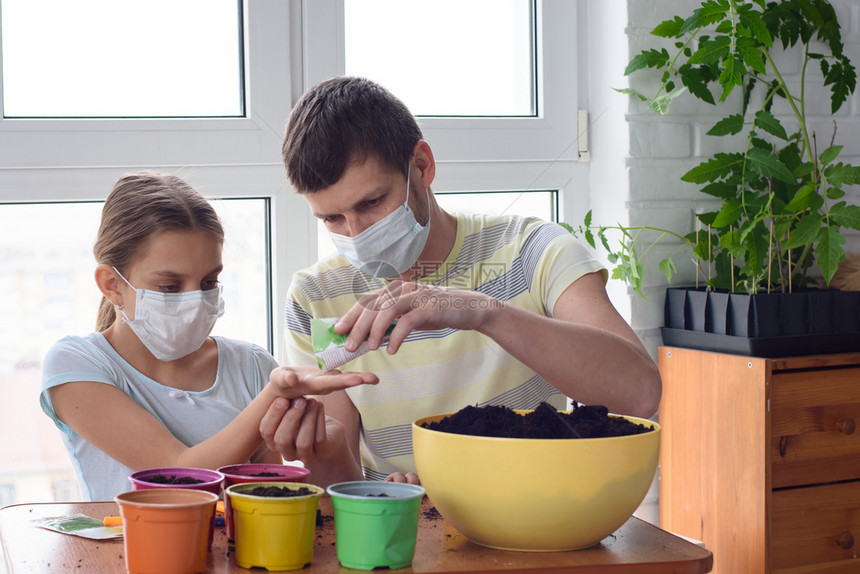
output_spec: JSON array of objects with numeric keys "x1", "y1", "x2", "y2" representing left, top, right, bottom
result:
[
  {"x1": 259, "y1": 397, "x2": 345, "y2": 464},
  {"x1": 268, "y1": 366, "x2": 378, "y2": 399}
]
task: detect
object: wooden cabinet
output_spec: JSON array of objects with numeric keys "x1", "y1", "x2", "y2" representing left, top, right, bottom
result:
[{"x1": 658, "y1": 346, "x2": 860, "y2": 573}]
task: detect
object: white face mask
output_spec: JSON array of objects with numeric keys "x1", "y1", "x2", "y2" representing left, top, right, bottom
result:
[
  {"x1": 329, "y1": 164, "x2": 431, "y2": 278},
  {"x1": 113, "y1": 267, "x2": 225, "y2": 362}
]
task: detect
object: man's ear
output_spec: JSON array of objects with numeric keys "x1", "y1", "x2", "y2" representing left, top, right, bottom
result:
[
  {"x1": 412, "y1": 140, "x2": 436, "y2": 188},
  {"x1": 94, "y1": 264, "x2": 124, "y2": 306}
]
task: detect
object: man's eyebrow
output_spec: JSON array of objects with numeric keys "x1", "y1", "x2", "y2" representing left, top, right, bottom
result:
[{"x1": 313, "y1": 184, "x2": 392, "y2": 219}]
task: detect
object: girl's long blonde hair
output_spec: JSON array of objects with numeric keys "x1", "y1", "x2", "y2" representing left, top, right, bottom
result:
[{"x1": 93, "y1": 171, "x2": 224, "y2": 331}]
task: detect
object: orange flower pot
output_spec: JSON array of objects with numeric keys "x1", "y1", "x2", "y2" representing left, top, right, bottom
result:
[{"x1": 115, "y1": 488, "x2": 218, "y2": 574}]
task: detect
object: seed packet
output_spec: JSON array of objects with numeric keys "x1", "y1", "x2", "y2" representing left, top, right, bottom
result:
[
  {"x1": 33, "y1": 514, "x2": 123, "y2": 540},
  {"x1": 311, "y1": 317, "x2": 395, "y2": 371}
]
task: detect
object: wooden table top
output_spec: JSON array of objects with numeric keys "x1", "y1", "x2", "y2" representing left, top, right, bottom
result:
[{"x1": 1, "y1": 497, "x2": 712, "y2": 573}]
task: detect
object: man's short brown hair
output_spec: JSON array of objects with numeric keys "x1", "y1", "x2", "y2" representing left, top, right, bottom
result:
[{"x1": 282, "y1": 76, "x2": 424, "y2": 193}]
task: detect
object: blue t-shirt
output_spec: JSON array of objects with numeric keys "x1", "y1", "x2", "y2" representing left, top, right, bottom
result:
[{"x1": 40, "y1": 333, "x2": 279, "y2": 501}]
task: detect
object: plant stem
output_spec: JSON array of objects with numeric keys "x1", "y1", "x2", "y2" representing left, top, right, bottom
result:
[{"x1": 763, "y1": 49, "x2": 813, "y2": 164}]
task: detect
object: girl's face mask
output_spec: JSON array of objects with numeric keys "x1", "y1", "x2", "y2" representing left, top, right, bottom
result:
[
  {"x1": 113, "y1": 267, "x2": 224, "y2": 361},
  {"x1": 328, "y1": 163, "x2": 431, "y2": 278}
]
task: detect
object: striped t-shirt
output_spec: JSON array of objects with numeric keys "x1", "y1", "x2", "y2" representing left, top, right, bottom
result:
[{"x1": 284, "y1": 213, "x2": 605, "y2": 480}]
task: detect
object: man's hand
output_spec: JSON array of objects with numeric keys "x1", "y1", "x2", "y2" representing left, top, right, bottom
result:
[
  {"x1": 337, "y1": 281, "x2": 500, "y2": 354},
  {"x1": 384, "y1": 471, "x2": 421, "y2": 485}
]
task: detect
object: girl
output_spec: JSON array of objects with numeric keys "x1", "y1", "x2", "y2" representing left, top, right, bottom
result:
[{"x1": 39, "y1": 171, "x2": 377, "y2": 501}]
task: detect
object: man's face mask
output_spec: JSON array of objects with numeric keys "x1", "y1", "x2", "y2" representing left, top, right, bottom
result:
[{"x1": 328, "y1": 163, "x2": 431, "y2": 278}]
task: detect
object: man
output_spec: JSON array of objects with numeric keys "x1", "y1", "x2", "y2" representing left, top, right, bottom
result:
[{"x1": 260, "y1": 76, "x2": 661, "y2": 486}]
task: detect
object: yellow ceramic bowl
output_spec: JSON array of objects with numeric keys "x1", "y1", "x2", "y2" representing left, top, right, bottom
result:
[{"x1": 412, "y1": 411, "x2": 660, "y2": 552}]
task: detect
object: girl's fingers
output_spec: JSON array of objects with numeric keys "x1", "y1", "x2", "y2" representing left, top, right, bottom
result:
[{"x1": 259, "y1": 398, "x2": 290, "y2": 452}]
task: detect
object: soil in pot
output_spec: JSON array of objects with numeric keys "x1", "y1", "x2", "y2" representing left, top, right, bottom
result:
[
  {"x1": 421, "y1": 402, "x2": 654, "y2": 439},
  {"x1": 139, "y1": 474, "x2": 204, "y2": 485},
  {"x1": 245, "y1": 485, "x2": 315, "y2": 497}
]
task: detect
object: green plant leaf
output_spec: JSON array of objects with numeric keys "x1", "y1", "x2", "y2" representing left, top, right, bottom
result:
[
  {"x1": 599, "y1": 230, "x2": 612, "y2": 253},
  {"x1": 824, "y1": 58, "x2": 857, "y2": 114},
  {"x1": 816, "y1": 225, "x2": 846, "y2": 286},
  {"x1": 707, "y1": 114, "x2": 745, "y2": 136},
  {"x1": 559, "y1": 222, "x2": 574, "y2": 234},
  {"x1": 784, "y1": 181, "x2": 817, "y2": 212},
  {"x1": 648, "y1": 86, "x2": 688, "y2": 115},
  {"x1": 682, "y1": 153, "x2": 744, "y2": 183},
  {"x1": 659, "y1": 258, "x2": 678, "y2": 282},
  {"x1": 680, "y1": 0, "x2": 731, "y2": 35},
  {"x1": 739, "y1": 7, "x2": 772, "y2": 48},
  {"x1": 700, "y1": 181, "x2": 739, "y2": 199},
  {"x1": 746, "y1": 147, "x2": 795, "y2": 183},
  {"x1": 711, "y1": 199, "x2": 743, "y2": 228},
  {"x1": 613, "y1": 87, "x2": 648, "y2": 102},
  {"x1": 753, "y1": 110, "x2": 788, "y2": 140},
  {"x1": 827, "y1": 187, "x2": 846, "y2": 200},
  {"x1": 831, "y1": 202, "x2": 860, "y2": 231},
  {"x1": 652, "y1": 16, "x2": 686, "y2": 38},
  {"x1": 819, "y1": 145, "x2": 843, "y2": 165},
  {"x1": 679, "y1": 66, "x2": 717, "y2": 105},
  {"x1": 718, "y1": 56, "x2": 744, "y2": 101},
  {"x1": 825, "y1": 162, "x2": 860, "y2": 187},
  {"x1": 737, "y1": 37, "x2": 766, "y2": 74},
  {"x1": 689, "y1": 35, "x2": 732, "y2": 66},
  {"x1": 583, "y1": 210, "x2": 592, "y2": 227},
  {"x1": 625, "y1": 48, "x2": 671, "y2": 75},
  {"x1": 584, "y1": 229, "x2": 595, "y2": 249},
  {"x1": 786, "y1": 213, "x2": 822, "y2": 250}
]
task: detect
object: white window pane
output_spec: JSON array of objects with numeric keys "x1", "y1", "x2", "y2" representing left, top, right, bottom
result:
[
  {"x1": 317, "y1": 191, "x2": 556, "y2": 260},
  {"x1": 1, "y1": 0, "x2": 243, "y2": 118},
  {"x1": 344, "y1": 0, "x2": 535, "y2": 117},
  {"x1": 0, "y1": 198, "x2": 268, "y2": 504}
]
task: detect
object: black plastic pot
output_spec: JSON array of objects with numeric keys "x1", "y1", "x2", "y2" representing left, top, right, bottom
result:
[{"x1": 661, "y1": 286, "x2": 860, "y2": 357}]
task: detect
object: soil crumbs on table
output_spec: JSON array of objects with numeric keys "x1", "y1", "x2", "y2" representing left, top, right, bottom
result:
[
  {"x1": 421, "y1": 402, "x2": 654, "y2": 439},
  {"x1": 141, "y1": 474, "x2": 204, "y2": 484}
]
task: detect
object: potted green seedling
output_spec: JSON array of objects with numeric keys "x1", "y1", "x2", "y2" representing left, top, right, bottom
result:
[{"x1": 567, "y1": 0, "x2": 860, "y2": 356}]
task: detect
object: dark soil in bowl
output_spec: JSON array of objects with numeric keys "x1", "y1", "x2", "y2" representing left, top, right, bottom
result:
[
  {"x1": 141, "y1": 474, "x2": 204, "y2": 484},
  {"x1": 421, "y1": 402, "x2": 654, "y2": 439},
  {"x1": 250, "y1": 471, "x2": 282, "y2": 477},
  {"x1": 246, "y1": 485, "x2": 314, "y2": 497}
]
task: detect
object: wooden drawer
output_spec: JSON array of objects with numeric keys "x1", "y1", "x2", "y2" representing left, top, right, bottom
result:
[
  {"x1": 771, "y1": 481, "x2": 860, "y2": 571},
  {"x1": 770, "y1": 367, "x2": 860, "y2": 488}
]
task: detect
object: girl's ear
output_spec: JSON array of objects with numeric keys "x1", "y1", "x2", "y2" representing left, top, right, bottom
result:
[
  {"x1": 94, "y1": 264, "x2": 124, "y2": 306},
  {"x1": 412, "y1": 140, "x2": 436, "y2": 188}
]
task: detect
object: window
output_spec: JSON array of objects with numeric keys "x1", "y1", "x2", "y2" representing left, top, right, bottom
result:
[
  {"x1": 344, "y1": 0, "x2": 535, "y2": 117},
  {"x1": 1, "y1": 0, "x2": 243, "y2": 118}
]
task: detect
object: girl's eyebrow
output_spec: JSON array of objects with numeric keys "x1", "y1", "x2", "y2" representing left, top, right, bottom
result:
[{"x1": 151, "y1": 265, "x2": 224, "y2": 278}]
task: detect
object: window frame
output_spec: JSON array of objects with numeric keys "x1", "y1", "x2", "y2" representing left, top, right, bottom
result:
[{"x1": 303, "y1": 0, "x2": 580, "y2": 165}]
